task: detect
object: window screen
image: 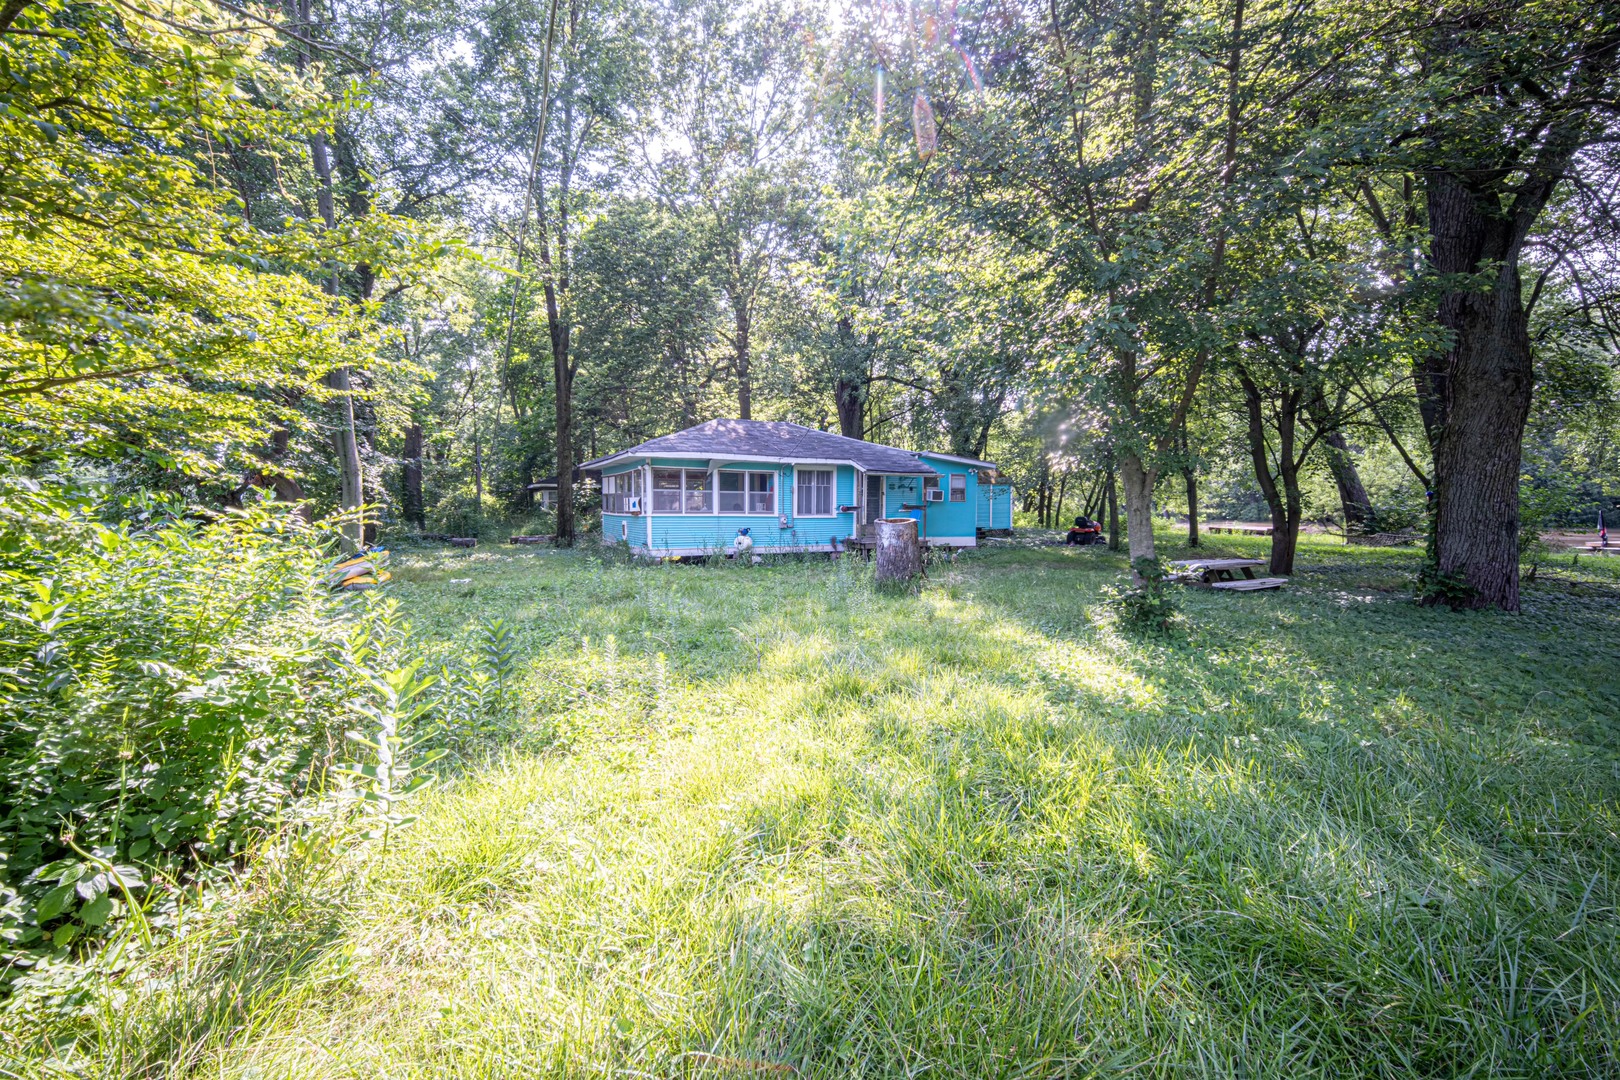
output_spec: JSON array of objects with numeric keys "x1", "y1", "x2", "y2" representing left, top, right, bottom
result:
[
  {"x1": 717, "y1": 471, "x2": 745, "y2": 513},
  {"x1": 796, "y1": 469, "x2": 834, "y2": 516},
  {"x1": 748, "y1": 472, "x2": 775, "y2": 514}
]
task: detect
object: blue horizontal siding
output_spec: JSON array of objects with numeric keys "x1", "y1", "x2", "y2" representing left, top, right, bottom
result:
[
  {"x1": 602, "y1": 513, "x2": 640, "y2": 545},
  {"x1": 992, "y1": 485, "x2": 1012, "y2": 528},
  {"x1": 977, "y1": 482, "x2": 1013, "y2": 529},
  {"x1": 605, "y1": 461, "x2": 860, "y2": 553},
  {"x1": 915, "y1": 456, "x2": 979, "y2": 539}
]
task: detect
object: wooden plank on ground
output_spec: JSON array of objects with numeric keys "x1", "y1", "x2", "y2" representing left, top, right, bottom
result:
[{"x1": 1211, "y1": 577, "x2": 1287, "y2": 591}]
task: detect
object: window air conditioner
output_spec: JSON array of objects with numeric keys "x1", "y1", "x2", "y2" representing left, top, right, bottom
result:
[{"x1": 924, "y1": 489, "x2": 945, "y2": 502}]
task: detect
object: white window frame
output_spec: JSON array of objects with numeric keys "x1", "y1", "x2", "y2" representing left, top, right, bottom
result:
[
  {"x1": 748, "y1": 471, "x2": 776, "y2": 515},
  {"x1": 651, "y1": 467, "x2": 714, "y2": 514},
  {"x1": 794, "y1": 467, "x2": 836, "y2": 518},
  {"x1": 923, "y1": 475, "x2": 940, "y2": 500},
  {"x1": 949, "y1": 473, "x2": 967, "y2": 502},
  {"x1": 714, "y1": 470, "x2": 776, "y2": 515},
  {"x1": 601, "y1": 471, "x2": 642, "y2": 515},
  {"x1": 716, "y1": 470, "x2": 747, "y2": 514}
]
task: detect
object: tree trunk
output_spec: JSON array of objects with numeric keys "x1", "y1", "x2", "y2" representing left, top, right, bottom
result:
[
  {"x1": 1416, "y1": 171, "x2": 1536, "y2": 610},
  {"x1": 734, "y1": 305, "x2": 752, "y2": 420},
  {"x1": 248, "y1": 424, "x2": 306, "y2": 508},
  {"x1": 835, "y1": 376, "x2": 864, "y2": 439},
  {"x1": 472, "y1": 397, "x2": 483, "y2": 506},
  {"x1": 875, "y1": 517, "x2": 921, "y2": 582},
  {"x1": 1183, "y1": 466, "x2": 1199, "y2": 547},
  {"x1": 1106, "y1": 458, "x2": 1120, "y2": 551},
  {"x1": 1274, "y1": 460, "x2": 1303, "y2": 576},
  {"x1": 1119, "y1": 450, "x2": 1157, "y2": 571},
  {"x1": 1239, "y1": 373, "x2": 1303, "y2": 576},
  {"x1": 293, "y1": 0, "x2": 362, "y2": 551},
  {"x1": 553, "y1": 339, "x2": 574, "y2": 545},
  {"x1": 1055, "y1": 471, "x2": 1069, "y2": 528},
  {"x1": 1321, "y1": 428, "x2": 1372, "y2": 532},
  {"x1": 402, "y1": 422, "x2": 424, "y2": 528}
]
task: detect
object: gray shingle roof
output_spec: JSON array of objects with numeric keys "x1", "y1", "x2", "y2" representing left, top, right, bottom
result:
[{"x1": 579, "y1": 420, "x2": 941, "y2": 475}]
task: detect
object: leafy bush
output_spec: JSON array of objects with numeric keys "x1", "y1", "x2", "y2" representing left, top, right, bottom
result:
[
  {"x1": 0, "y1": 486, "x2": 402, "y2": 968},
  {"x1": 1104, "y1": 556, "x2": 1180, "y2": 634}
]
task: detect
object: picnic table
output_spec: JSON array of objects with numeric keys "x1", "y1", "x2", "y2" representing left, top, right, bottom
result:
[
  {"x1": 1203, "y1": 523, "x2": 1274, "y2": 536},
  {"x1": 1168, "y1": 557, "x2": 1287, "y2": 591}
]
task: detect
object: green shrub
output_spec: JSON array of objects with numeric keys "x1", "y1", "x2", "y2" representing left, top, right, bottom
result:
[
  {"x1": 0, "y1": 486, "x2": 401, "y2": 968},
  {"x1": 1104, "y1": 556, "x2": 1180, "y2": 633}
]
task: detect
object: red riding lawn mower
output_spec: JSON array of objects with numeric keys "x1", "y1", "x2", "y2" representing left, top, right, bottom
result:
[{"x1": 1066, "y1": 516, "x2": 1103, "y2": 546}]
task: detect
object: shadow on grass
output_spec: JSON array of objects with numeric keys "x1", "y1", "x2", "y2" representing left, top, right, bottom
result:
[
  {"x1": 645, "y1": 547, "x2": 1620, "y2": 1076},
  {"x1": 47, "y1": 545, "x2": 1616, "y2": 1078}
]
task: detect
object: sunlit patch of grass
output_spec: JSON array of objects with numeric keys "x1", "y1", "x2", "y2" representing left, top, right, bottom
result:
[{"x1": 9, "y1": 540, "x2": 1619, "y2": 1078}]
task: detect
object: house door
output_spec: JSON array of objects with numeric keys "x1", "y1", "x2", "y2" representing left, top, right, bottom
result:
[{"x1": 864, "y1": 474, "x2": 884, "y2": 526}]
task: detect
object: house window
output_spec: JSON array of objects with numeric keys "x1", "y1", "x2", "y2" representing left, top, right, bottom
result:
[
  {"x1": 923, "y1": 476, "x2": 940, "y2": 500},
  {"x1": 796, "y1": 469, "x2": 834, "y2": 516},
  {"x1": 749, "y1": 472, "x2": 775, "y2": 514},
  {"x1": 684, "y1": 469, "x2": 712, "y2": 513},
  {"x1": 602, "y1": 471, "x2": 641, "y2": 514},
  {"x1": 651, "y1": 469, "x2": 684, "y2": 512},
  {"x1": 650, "y1": 468, "x2": 715, "y2": 513},
  {"x1": 949, "y1": 473, "x2": 967, "y2": 502},
  {"x1": 717, "y1": 471, "x2": 745, "y2": 513},
  {"x1": 715, "y1": 471, "x2": 776, "y2": 514}
]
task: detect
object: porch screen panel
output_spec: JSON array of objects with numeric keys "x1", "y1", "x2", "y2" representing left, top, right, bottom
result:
[
  {"x1": 652, "y1": 469, "x2": 682, "y2": 513},
  {"x1": 717, "y1": 472, "x2": 745, "y2": 513},
  {"x1": 684, "y1": 470, "x2": 712, "y2": 513},
  {"x1": 748, "y1": 472, "x2": 775, "y2": 514}
]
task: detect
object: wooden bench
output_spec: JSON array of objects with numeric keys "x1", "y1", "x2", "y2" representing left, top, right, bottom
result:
[{"x1": 1211, "y1": 577, "x2": 1288, "y2": 591}]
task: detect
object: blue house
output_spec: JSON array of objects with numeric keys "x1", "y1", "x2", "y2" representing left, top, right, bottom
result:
[{"x1": 580, "y1": 420, "x2": 1013, "y2": 557}]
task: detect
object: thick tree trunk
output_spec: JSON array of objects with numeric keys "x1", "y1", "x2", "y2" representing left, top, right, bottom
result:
[
  {"x1": 1417, "y1": 172, "x2": 1536, "y2": 610},
  {"x1": 1265, "y1": 454, "x2": 1304, "y2": 577},
  {"x1": 875, "y1": 517, "x2": 921, "y2": 582},
  {"x1": 835, "y1": 375, "x2": 864, "y2": 439},
  {"x1": 1119, "y1": 450, "x2": 1157, "y2": 570},
  {"x1": 1320, "y1": 428, "x2": 1372, "y2": 532},
  {"x1": 402, "y1": 422, "x2": 424, "y2": 528},
  {"x1": 1055, "y1": 471, "x2": 1068, "y2": 528}
]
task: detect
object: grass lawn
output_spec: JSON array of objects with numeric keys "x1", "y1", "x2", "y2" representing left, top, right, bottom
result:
[{"x1": 13, "y1": 532, "x2": 1620, "y2": 1078}]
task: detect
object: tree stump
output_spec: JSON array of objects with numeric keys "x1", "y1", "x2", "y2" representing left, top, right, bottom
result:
[{"x1": 875, "y1": 517, "x2": 921, "y2": 583}]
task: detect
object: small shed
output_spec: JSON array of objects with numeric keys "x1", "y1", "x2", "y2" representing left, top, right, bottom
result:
[{"x1": 524, "y1": 477, "x2": 560, "y2": 510}]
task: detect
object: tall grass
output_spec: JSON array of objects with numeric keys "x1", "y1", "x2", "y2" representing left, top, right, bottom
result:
[{"x1": 7, "y1": 534, "x2": 1618, "y2": 1078}]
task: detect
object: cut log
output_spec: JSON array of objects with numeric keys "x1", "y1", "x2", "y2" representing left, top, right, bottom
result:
[
  {"x1": 875, "y1": 517, "x2": 921, "y2": 583},
  {"x1": 449, "y1": 537, "x2": 478, "y2": 549},
  {"x1": 509, "y1": 535, "x2": 554, "y2": 545}
]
